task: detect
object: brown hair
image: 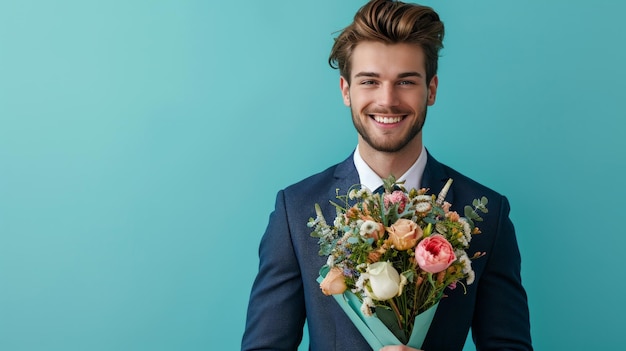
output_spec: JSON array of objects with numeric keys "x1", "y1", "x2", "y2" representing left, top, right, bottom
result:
[{"x1": 329, "y1": 0, "x2": 444, "y2": 84}]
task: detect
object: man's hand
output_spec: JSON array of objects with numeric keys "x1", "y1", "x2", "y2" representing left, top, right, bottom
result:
[{"x1": 379, "y1": 346, "x2": 422, "y2": 351}]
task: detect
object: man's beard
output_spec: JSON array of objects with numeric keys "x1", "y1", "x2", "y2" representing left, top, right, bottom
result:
[{"x1": 351, "y1": 106, "x2": 427, "y2": 153}]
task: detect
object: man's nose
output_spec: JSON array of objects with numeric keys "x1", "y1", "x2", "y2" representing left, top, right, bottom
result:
[{"x1": 377, "y1": 84, "x2": 400, "y2": 107}]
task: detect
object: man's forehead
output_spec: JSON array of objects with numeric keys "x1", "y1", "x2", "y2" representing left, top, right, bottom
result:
[{"x1": 350, "y1": 41, "x2": 426, "y2": 77}]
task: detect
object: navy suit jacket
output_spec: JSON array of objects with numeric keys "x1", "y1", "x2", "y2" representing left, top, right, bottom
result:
[{"x1": 242, "y1": 151, "x2": 532, "y2": 351}]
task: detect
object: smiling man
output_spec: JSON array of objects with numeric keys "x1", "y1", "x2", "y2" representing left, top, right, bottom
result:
[
  {"x1": 242, "y1": 1, "x2": 532, "y2": 350},
  {"x1": 341, "y1": 41, "x2": 437, "y2": 180}
]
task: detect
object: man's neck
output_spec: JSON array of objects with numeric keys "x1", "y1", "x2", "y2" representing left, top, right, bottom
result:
[{"x1": 357, "y1": 136, "x2": 423, "y2": 179}]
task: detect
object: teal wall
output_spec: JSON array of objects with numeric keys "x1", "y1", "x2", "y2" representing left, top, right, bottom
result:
[{"x1": 1, "y1": 1, "x2": 624, "y2": 350}]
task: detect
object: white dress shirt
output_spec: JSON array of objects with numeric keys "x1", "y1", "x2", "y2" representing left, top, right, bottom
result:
[{"x1": 352, "y1": 144, "x2": 428, "y2": 192}]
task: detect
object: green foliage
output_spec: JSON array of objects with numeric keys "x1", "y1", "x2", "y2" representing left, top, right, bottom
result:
[
  {"x1": 464, "y1": 196, "x2": 489, "y2": 228},
  {"x1": 318, "y1": 240, "x2": 337, "y2": 256}
]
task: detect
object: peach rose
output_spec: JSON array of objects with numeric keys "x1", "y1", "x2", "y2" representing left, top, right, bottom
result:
[
  {"x1": 415, "y1": 234, "x2": 456, "y2": 273},
  {"x1": 320, "y1": 267, "x2": 347, "y2": 295},
  {"x1": 386, "y1": 219, "x2": 423, "y2": 250}
]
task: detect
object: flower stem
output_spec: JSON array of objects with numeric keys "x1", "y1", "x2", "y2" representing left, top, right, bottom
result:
[{"x1": 389, "y1": 299, "x2": 403, "y2": 330}]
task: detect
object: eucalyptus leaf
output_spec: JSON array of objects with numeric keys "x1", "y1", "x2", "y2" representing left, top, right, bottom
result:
[
  {"x1": 319, "y1": 242, "x2": 334, "y2": 256},
  {"x1": 432, "y1": 206, "x2": 445, "y2": 217},
  {"x1": 347, "y1": 236, "x2": 360, "y2": 244},
  {"x1": 464, "y1": 206, "x2": 473, "y2": 218},
  {"x1": 423, "y1": 216, "x2": 436, "y2": 224}
]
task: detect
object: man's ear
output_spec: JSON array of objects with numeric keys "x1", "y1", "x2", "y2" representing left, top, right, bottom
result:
[
  {"x1": 427, "y1": 75, "x2": 438, "y2": 106},
  {"x1": 340, "y1": 76, "x2": 350, "y2": 107}
]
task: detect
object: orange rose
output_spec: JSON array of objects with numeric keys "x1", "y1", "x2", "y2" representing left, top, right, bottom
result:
[
  {"x1": 320, "y1": 267, "x2": 347, "y2": 295},
  {"x1": 386, "y1": 219, "x2": 423, "y2": 250}
]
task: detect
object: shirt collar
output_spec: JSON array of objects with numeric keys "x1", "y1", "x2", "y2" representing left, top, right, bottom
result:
[{"x1": 352, "y1": 145, "x2": 427, "y2": 192}]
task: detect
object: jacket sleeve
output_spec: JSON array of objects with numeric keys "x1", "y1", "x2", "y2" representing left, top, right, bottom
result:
[
  {"x1": 241, "y1": 190, "x2": 306, "y2": 351},
  {"x1": 471, "y1": 196, "x2": 533, "y2": 350}
]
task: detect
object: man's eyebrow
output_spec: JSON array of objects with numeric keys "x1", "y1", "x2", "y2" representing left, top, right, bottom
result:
[
  {"x1": 353, "y1": 71, "x2": 423, "y2": 78},
  {"x1": 397, "y1": 71, "x2": 423, "y2": 78},
  {"x1": 354, "y1": 72, "x2": 380, "y2": 78}
]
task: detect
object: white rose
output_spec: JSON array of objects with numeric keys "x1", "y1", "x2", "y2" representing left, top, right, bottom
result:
[{"x1": 366, "y1": 262, "x2": 406, "y2": 300}]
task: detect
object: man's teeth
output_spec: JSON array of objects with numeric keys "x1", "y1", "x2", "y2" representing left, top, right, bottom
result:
[{"x1": 373, "y1": 116, "x2": 403, "y2": 124}]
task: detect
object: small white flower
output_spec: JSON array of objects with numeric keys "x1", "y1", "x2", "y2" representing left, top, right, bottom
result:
[
  {"x1": 326, "y1": 255, "x2": 335, "y2": 267},
  {"x1": 459, "y1": 218, "x2": 472, "y2": 243},
  {"x1": 457, "y1": 251, "x2": 472, "y2": 274},
  {"x1": 455, "y1": 251, "x2": 475, "y2": 284},
  {"x1": 323, "y1": 227, "x2": 337, "y2": 239},
  {"x1": 348, "y1": 189, "x2": 359, "y2": 199},
  {"x1": 414, "y1": 195, "x2": 432, "y2": 202},
  {"x1": 360, "y1": 296, "x2": 375, "y2": 316},
  {"x1": 333, "y1": 216, "x2": 343, "y2": 228},
  {"x1": 355, "y1": 273, "x2": 369, "y2": 291},
  {"x1": 457, "y1": 235, "x2": 468, "y2": 247},
  {"x1": 360, "y1": 220, "x2": 379, "y2": 237},
  {"x1": 466, "y1": 270, "x2": 475, "y2": 285},
  {"x1": 414, "y1": 202, "x2": 432, "y2": 213},
  {"x1": 358, "y1": 188, "x2": 371, "y2": 198}
]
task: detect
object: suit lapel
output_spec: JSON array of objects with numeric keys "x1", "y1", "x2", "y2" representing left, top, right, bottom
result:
[{"x1": 332, "y1": 153, "x2": 361, "y2": 196}]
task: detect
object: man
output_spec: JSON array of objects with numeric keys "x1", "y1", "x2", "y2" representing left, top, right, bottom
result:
[{"x1": 242, "y1": 1, "x2": 532, "y2": 350}]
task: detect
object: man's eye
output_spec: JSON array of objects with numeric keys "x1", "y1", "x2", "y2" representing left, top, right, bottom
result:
[
  {"x1": 398, "y1": 80, "x2": 416, "y2": 85},
  {"x1": 360, "y1": 80, "x2": 376, "y2": 85}
]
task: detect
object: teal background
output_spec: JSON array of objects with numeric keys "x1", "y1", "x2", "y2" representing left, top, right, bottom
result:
[{"x1": 1, "y1": 0, "x2": 624, "y2": 350}]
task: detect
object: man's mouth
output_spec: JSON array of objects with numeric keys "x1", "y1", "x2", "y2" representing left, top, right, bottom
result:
[{"x1": 371, "y1": 115, "x2": 404, "y2": 124}]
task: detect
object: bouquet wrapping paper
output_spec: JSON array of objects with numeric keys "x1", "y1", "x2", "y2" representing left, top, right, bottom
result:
[{"x1": 317, "y1": 274, "x2": 438, "y2": 349}]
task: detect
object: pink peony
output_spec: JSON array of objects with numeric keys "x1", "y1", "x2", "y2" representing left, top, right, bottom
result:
[
  {"x1": 415, "y1": 234, "x2": 456, "y2": 273},
  {"x1": 384, "y1": 190, "x2": 408, "y2": 213}
]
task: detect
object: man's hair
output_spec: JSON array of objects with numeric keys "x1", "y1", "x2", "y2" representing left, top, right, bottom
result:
[{"x1": 329, "y1": 0, "x2": 444, "y2": 84}]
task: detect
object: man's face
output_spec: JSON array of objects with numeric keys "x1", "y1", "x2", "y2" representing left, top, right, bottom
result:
[{"x1": 340, "y1": 41, "x2": 438, "y2": 154}]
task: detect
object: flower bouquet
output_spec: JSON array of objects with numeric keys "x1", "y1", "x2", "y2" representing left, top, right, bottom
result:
[{"x1": 308, "y1": 176, "x2": 488, "y2": 349}]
